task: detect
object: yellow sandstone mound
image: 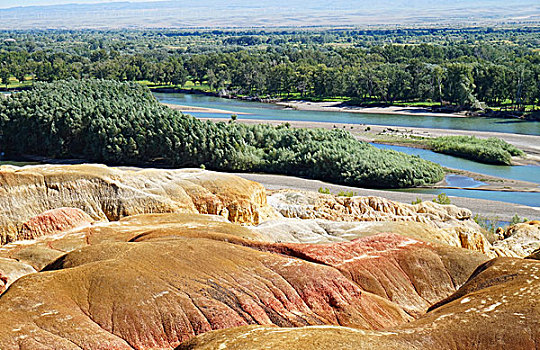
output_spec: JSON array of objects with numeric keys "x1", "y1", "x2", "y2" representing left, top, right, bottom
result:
[{"x1": 0, "y1": 164, "x2": 275, "y2": 244}]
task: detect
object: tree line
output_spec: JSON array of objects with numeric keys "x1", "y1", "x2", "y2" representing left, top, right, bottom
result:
[
  {"x1": 0, "y1": 79, "x2": 444, "y2": 188},
  {"x1": 0, "y1": 29, "x2": 539, "y2": 110}
]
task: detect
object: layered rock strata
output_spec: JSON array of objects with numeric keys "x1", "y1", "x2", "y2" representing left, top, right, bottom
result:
[
  {"x1": 0, "y1": 165, "x2": 274, "y2": 244},
  {"x1": 267, "y1": 190, "x2": 509, "y2": 257}
]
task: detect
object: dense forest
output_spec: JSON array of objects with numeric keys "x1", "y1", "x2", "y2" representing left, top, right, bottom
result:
[
  {"x1": 0, "y1": 27, "x2": 539, "y2": 111},
  {"x1": 0, "y1": 79, "x2": 444, "y2": 188}
]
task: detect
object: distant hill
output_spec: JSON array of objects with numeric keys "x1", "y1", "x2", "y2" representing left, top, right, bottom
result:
[{"x1": 0, "y1": 0, "x2": 539, "y2": 29}]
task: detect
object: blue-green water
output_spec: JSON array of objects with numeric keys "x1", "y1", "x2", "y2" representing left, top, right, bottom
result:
[
  {"x1": 371, "y1": 143, "x2": 540, "y2": 185},
  {"x1": 392, "y1": 188, "x2": 539, "y2": 208},
  {"x1": 445, "y1": 174, "x2": 485, "y2": 188},
  {"x1": 154, "y1": 92, "x2": 540, "y2": 207},
  {"x1": 154, "y1": 92, "x2": 540, "y2": 136},
  {"x1": 372, "y1": 143, "x2": 539, "y2": 207}
]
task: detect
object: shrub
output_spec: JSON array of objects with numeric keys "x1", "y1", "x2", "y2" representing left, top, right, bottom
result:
[
  {"x1": 0, "y1": 79, "x2": 445, "y2": 189},
  {"x1": 510, "y1": 214, "x2": 528, "y2": 225},
  {"x1": 432, "y1": 193, "x2": 451, "y2": 205},
  {"x1": 429, "y1": 136, "x2": 524, "y2": 165},
  {"x1": 337, "y1": 190, "x2": 356, "y2": 197},
  {"x1": 411, "y1": 197, "x2": 423, "y2": 205},
  {"x1": 318, "y1": 187, "x2": 331, "y2": 194}
]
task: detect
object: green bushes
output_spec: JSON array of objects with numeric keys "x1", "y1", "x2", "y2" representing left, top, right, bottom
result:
[
  {"x1": 0, "y1": 79, "x2": 445, "y2": 188},
  {"x1": 432, "y1": 193, "x2": 451, "y2": 205},
  {"x1": 429, "y1": 136, "x2": 524, "y2": 165}
]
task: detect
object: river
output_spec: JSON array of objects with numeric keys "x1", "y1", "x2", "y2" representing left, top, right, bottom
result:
[
  {"x1": 154, "y1": 92, "x2": 540, "y2": 136},
  {"x1": 155, "y1": 92, "x2": 540, "y2": 208},
  {"x1": 371, "y1": 143, "x2": 540, "y2": 185}
]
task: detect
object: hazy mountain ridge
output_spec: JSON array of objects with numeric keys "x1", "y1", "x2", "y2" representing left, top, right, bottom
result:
[{"x1": 0, "y1": 0, "x2": 539, "y2": 29}]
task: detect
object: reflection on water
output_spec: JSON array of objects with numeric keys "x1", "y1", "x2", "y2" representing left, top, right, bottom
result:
[
  {"x1": 154, "y1": 92, "x2": 540, "y2": 136},
  {"x1": 445, "y1": 174, "x2": 485, "y2": 188}
]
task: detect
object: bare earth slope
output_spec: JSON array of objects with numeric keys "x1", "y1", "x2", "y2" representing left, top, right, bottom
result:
[
  {"x1": 179, "y1": 257, "x2": 540, "y2": 350},
  {"x1": 0, "y1": 232, "x2": 487, "y2": 349},
  {"x1": 0, "y1": 165, "x2": 537, "y2": 349}
]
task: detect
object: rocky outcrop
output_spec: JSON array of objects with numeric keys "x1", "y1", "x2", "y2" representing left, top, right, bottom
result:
[
  {"x1": 267, "y1": 190, "x2": 506, "y2": 257},
  {"x1": 0, "y1": 164, "x2": 533, "y2": 349},
  {"x1": 255, "y1": 217, "x2": 476, "y2": 245},
  {"x1": 0, "y1": 213, "x2": 264, "y2": 272},
  {"x1": 19, "y1": 207, "x2": 94, "y2": 241},
  {"x1": 493, "y1": 220, "x2": 540, "y2": 257},
  {"x1": 0, "y1": 165, "x2": 276, "y2": 244},
  {"x1": 247, "y1": 233, "x2": 488, "y2": 317},
  {"x1": 179, "y1": 258, "x2": 540, "y2": 350},
  {"x1": 0, "y1": 218, "x2": 490, "y2": 350}
]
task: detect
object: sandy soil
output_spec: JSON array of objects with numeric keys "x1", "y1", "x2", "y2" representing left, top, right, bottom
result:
[
  {"x1": 163, "y1": 103, "x2": 248, "y2": 115},
  {"x1": 276, "y1": 100, "x2": 467, "y2": 118},
  {"x1": 233, "y1": 172, "x2": 540, "y2": 222}
]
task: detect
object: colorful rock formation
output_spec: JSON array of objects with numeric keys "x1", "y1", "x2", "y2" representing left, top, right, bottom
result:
[
  {"x1": 1, "y1": 236, "x2": 414, "y2": 349},
  {"x1": 0, "y1": 165, "x2": 275, "y2": 244},
  {"x1": 0, "y1": 165, "x2": 536, "y2": 349},
  {"x1": 179, "y1": 257, "x2": 540, "y2": 350},
  {"x1": 493, "y1": 220, "x2": 540, "y2": 257},
  {"x1": 267, "y1": 190, "x2": 508, "y2": 257},
  {"x1": 19, "y1": 207, "x2": 94, "y2": 241},
  {"x1": 0, "y1": 213, "x2": 264, "y2": 272}
]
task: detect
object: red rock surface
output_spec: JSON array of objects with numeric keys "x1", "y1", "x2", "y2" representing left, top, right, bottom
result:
[
  {"x1": 0, "y1": 238, "x2": 412, "y2": 349},
  {"x1": 19, "y1": 207, "x2": 94, "y2": 240},
  {"x1": 249, "y1": 233, "x2": 487, "y2": 316},
  {"x1": 179, "y1": 258, "x2": 540, "y2": 350}
]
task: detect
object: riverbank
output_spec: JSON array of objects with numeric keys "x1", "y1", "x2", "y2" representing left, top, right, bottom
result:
[
  {"x1": 198, "y1": 117, "x2": 540, "y2": 165},
  {"x1": 163, "y1": 103, "x2": 249, "y2": 115},
  {"x1": 152, "y1": 88, "x2": 531, "y2": 119},
  {"x1": 233, "y1": 172, "x2": 539, "y2": 222},
  {"x1": 277, "y1": 100, "x2": 467, "y2": 118}
]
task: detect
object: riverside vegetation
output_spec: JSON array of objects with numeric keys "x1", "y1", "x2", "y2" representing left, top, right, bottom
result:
[
  {"x1": 0, "y1": 28, "x2": 539, "y2": 113},
  {"x1": 376, "y1": 133, "x2": 525, "y2": 165},
  {"x1": 429, "y1": 136, "x2": 524, "y2": 165},
  {"x1": 0, "y1": 79, "x2": 444, "y2": 188}
]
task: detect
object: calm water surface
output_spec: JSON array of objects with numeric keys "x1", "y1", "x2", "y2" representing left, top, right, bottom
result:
[
  {"x1": 154, "y1": 92, "x2": 540, "y2": 207},
  {"x1": 154, "y1": 92, "x2": 540, "y2": 136}
]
